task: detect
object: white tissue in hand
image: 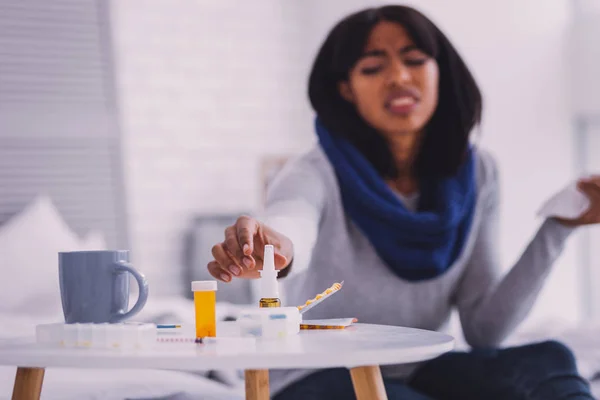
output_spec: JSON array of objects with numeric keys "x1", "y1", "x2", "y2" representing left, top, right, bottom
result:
[{"x1": 537, "y1": 181, "x2": 590, "y2": 219}]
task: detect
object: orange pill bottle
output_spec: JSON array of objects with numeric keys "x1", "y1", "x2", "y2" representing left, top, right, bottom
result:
[{"x1": 191, "y1": 280, "x2": 217, "y2": 339}]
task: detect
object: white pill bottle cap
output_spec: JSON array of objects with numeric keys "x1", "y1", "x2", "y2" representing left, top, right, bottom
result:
[
  {"x1": 191, "y1": 280, "x2": 218, "y2": 292},
  {"x1": 259, "y1": 245, "x2": 279, "y2": 298}
]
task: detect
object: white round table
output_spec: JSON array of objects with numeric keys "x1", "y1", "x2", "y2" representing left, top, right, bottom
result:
[{"x1": 0, "y1": 322, "x2": 454, "y2": 400}]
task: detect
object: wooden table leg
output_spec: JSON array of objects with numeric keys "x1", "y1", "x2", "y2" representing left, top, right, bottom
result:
[
  {"x1": 12, "y1": 367, "x2": 45, "y2": 400},
  {"x1": 350, "y1": 365, "x2": 388, "y2": 400},
  {"x1": 245, "y1": 369, "x2": 269, "y2": 400}
]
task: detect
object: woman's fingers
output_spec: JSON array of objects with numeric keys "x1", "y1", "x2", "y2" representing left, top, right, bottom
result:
[
  {"x1": 224, "y1": 226, "x2": 245, "y2": 268},
  {"x1": 274, "y1": 252, "x2": 289, "y2": 269},
  {"x1": 211, "y1": 243, "x2": 242, "y2": 277},
  {"x1": 574, "y1": 178, "x2": 600, "y2": 224},
  {"x1": 579, "y1": 178, "x2": 600, "y2": 198},
  {"x1": 236, "y1": 216, "x2": 259, "y2": 269},
  {"x1": 248, "y1": 251, "x2": 287, "y2": 270},
  {"x1": 207, "y1": 260, "x2": 231, "y2": 282},
  {"x1": 236, "y1": 216, "x2": 258, "y2": 254},
  {"x1": 207, "y1": 216, "x2": 294, "y2": 281}
]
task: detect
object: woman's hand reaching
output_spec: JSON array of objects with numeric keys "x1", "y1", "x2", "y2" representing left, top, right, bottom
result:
[
  {"x1": 556, "y1": 176, "x2": 600, "y2": 227},
  {"x1": 207, "y1": 215, "x2": 293, "y2": 282}
]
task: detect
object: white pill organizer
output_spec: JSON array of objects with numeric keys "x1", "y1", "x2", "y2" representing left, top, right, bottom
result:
[
  {"x1": 238, "y1": 307, "x2": 301, "y2": 339},
  {"x1": 36, "y1": 322, "x2": 156, "y2": 350}
]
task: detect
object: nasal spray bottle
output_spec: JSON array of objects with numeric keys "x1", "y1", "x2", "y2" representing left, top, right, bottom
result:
[{"x1": 259, "y1": 245, "x2": 281, "y2": 308}]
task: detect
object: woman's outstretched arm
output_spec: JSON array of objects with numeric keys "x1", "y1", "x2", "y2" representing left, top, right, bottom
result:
[{"x1": 454, "y1": 154, "x2": 576, "y2": 348}]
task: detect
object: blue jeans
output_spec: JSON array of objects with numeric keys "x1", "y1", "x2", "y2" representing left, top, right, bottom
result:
[{"x1": 274, "y1": 340, "x2": 595, "y2": 400}]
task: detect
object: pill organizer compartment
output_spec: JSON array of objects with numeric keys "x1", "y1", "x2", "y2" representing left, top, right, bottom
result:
[
  {"x1": 238, "y1": 307, "x2": 301, "y2": 339},
  {"x1": 36, "y1": 322, "x2": 157, "y2": 350}
]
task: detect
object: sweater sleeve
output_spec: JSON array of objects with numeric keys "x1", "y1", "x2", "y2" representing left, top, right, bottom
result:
[
  {"x1": 453, "y1": 154, "x2": 576, "y2": 348},
  {"x1": 258, "y1": 155, "x2": 326, "y2": 279}
]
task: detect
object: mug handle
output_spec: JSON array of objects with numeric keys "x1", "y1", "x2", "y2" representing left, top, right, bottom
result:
[{"x1": 112, "y1": 261, "x2": 149, "y2": 323}]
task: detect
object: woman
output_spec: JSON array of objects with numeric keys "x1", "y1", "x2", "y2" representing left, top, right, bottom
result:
[{"x1": 207, "y1": 5, "x2": 600, "y2": 400}]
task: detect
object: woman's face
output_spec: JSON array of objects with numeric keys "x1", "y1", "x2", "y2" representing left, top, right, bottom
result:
[{"x1": 340, "y1": 21, "x2": 439, "y2": 139}]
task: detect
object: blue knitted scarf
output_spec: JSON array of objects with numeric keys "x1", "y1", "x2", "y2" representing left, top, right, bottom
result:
[{"x1": 315, "y1": 118, "x2": 476, "y2": 281}]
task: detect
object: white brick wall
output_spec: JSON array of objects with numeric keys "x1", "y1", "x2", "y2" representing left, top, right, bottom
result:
[{"x1": 110, "y1": 0, "x2": 316, "y2": 294}]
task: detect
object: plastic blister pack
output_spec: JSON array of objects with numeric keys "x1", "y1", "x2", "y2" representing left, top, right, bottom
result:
[{"x1": 297, "y1": 282, "x2": 343, "y2": 314}]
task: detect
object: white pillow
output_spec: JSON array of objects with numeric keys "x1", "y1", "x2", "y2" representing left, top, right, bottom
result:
[{"x1": 0, "y1": 195, "x2": 106, "y2": 316}]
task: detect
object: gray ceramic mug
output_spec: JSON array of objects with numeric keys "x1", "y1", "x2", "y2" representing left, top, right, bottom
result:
[{"x1": 58, "y1": 250, "x2": 149, "y2": 324}]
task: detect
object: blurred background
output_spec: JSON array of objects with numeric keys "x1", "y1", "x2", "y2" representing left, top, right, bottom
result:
[{"x1": 1, "y1": 0, "x2": 600, "y2": 332}]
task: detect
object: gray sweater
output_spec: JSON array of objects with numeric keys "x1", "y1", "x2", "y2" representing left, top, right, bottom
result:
[{"x1": 261, "y1": 145, "x2": 575, "y2": 395}]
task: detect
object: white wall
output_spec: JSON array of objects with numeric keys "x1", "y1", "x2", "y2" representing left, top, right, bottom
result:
[
  {"x1": 109, "y1": 1, "x2": 315, "y2": 294},
  {"x1": 110, "y1": 0, "x2": 584, "y2": 327},
  {"x1": 570, "y1": 6, "x2": 600, "y2": 116},
  {"x1": 574, "y1": 3, "x2": 600, "y2": 320},
  {"x1": 581, "y1": 122, "x2": 600, "y2": 319}
]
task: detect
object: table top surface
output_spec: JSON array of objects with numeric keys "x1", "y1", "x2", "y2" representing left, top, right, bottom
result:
[{"x1": 0, "y1": 323, "x2": 454, "y2": 370}]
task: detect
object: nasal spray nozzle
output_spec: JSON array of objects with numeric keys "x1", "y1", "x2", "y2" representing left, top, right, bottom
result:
[{"x1": 259, "y1": 245, "x2": 281, "y2": 308}]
